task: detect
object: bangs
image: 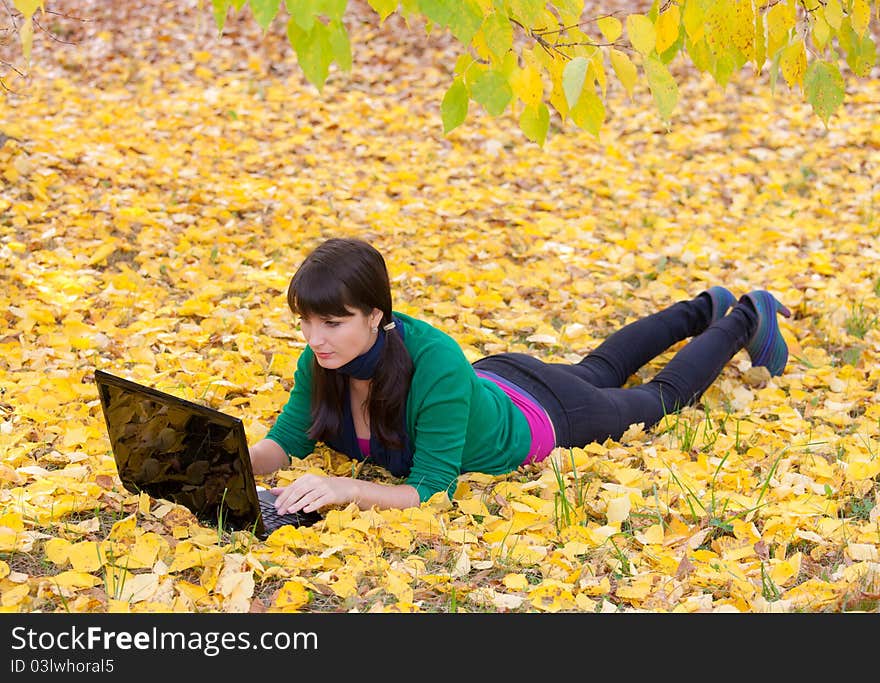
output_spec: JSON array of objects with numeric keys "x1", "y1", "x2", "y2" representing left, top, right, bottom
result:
[{"x1": 288, "y1": 263, "x2": 355, "y2": 318}]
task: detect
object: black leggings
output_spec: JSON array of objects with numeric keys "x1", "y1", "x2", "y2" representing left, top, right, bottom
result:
[{"x1": 472, "y1": 294, "x2": 758, "y2": 447}]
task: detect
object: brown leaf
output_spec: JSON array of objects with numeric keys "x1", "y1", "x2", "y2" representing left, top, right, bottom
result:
[
  {"x1": 675, "y1": 554, "x2": 694, "y2": 580},
  {"x1": 95, "y1": 475, "x2": 115, "y2": 490}
]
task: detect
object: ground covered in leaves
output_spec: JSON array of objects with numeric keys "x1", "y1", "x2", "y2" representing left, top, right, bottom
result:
[{"x1": 1, "y1": 1, "x2": 879, "y2": 613}]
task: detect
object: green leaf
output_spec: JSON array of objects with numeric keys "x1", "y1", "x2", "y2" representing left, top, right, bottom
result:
[
  {"x1": 839, "y1": 18, "x2": 877, "y2": 77},
  {"x1": 419, "y1": 0, "x2": 483, "y2": 44},
  {"x1": 483, "y1": 11, "x2": 513, "y2": 60},
  {"x1": 804, "y1": 60, "x2": 844, "y2": 127},
  {"x1": 212, "y1": 0, "x2": 232, "y2": 32},
  {"x1": 367, "y1": 0, "x2": 398, "y2": 21},
  {"x1": 251, "y1": 0, "x2": 281, "y2": 31},
  {"x1": 471, "y1": 69, "x2": 513, "y2": 117},
  {"x1": 441, "y1": 78, "x2": 469, "y2": 133},
  {"x1": 519, "y1": 102, "x2": 549, "y2": 146},
  {"x1": 562, "y1": 56, "x2": 589, "y2": 109},
  {"x1": 644, "y1": 54, "x2": 678, "y2": 122},
  {"x1": 287, "y1": 18, "x2": 334, "y2": 91},
  {"x1": 287, "y1": 0, "x2": 316, "y2": 30},
  {"x1": 317, "y1": 0, "x2": 348, "y2": 20},
  {"x1": 328, "y1": 19, "x2": 352, "y2": 71},
  {"x1": 569, "y1": 88, "x2": 604, "y2": 137}
]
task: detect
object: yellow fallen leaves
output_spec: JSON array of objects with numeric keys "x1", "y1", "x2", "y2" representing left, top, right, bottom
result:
[{"x1": 2, "y1": 5, "x2": 880, "y2": 615}]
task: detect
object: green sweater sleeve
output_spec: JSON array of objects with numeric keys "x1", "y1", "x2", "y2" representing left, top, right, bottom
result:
[
  {"x1": 265, "y1": 346, "x2": 317, "y2": 460},
  {"x1": 403, "y1": 337, "x2": 475, "y2": 503}
]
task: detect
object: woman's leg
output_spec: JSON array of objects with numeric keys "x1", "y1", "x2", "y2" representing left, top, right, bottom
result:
[
  {"x1": 551, "y1": 301, "x2": 758, "y2": 445},
  {"x1": 567, "y1": 291, "x2": 720, "y2": 388}
]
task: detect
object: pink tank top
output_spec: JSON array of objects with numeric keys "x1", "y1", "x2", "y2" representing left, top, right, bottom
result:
[
  {"x1": 475, "y1": 369, "x2": 556, "y2": 465},
  {"x1": 357, "y1": 437, "x2": 370, "y2": 457}
]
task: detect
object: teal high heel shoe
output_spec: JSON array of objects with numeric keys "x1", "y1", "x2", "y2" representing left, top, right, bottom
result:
[
  {"x1": 702, "y1": 286, "x2": 737, "y2": 324},
  {"x1": 743, "y1": 290, "x2": 791, "y2": 376}
]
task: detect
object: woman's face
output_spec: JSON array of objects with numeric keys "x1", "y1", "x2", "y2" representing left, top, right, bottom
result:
[{"x1": 299, "y1": 306, "x2": 382, "y2": 370}]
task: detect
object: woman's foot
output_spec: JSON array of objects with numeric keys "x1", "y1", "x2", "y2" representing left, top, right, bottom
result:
[
  {"x1": 702, "y1": 286, "x2": 737, "y2": 324},
  {"x1": 743, "y1": 290, "x2": 791, "y2": 376}
]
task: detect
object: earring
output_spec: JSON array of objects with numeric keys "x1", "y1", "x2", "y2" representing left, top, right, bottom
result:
[{"x1": 371, "y1": 326, "x2": 378, "y2": 333}]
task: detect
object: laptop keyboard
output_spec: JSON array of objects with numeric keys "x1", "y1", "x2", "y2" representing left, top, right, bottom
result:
[{"x1": 257, "y1": 490, "x2": 322, "y2": 531}]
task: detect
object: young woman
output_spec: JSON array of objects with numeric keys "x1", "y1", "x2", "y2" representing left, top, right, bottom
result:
[{"x1": 249, "y1": 237, "x2": 791, "y2": 515}]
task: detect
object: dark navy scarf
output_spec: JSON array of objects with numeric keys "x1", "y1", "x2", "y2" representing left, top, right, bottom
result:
[{"x1": 323, "y1": 315, "x2": 413, "y2": 477}]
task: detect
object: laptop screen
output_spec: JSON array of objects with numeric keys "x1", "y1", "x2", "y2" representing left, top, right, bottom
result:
[{"x1": 95, "y1": 370, "x2": 262, "y2": 533}]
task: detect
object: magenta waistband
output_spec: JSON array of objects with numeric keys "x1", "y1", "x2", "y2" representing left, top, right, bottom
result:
[{"x1": 475, "y1": 369, "x2": 556, "y2": 465}]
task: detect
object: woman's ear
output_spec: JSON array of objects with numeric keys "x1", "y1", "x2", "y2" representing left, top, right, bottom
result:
[{"x1": 371, "y1": 308, "x2": 383, "y2": 328}]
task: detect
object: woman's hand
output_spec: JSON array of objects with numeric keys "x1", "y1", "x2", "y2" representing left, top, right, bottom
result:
[
  {"x1": 271, "y1": 474, "x2": 356, "y2": 514},
  {"x1": 271, "y1": 475, "x2": 421, "y2": 513}
]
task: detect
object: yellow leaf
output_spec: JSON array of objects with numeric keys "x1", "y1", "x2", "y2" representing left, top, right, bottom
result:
[
  {"x1": 329, "y1": 573, "x2": 358, "y2": 599},
  {"x1": 67, "y1": 541, "x2": 107, "y2": 572},
  {"x1": 216, "y1": 556, "x2": 255, "y2": 613},
  {"x1": 20, "y1": 16, "x2": 33, "y2": 62},
  {"x1": 88, "y1": 241, "x2": 117, "y2": 266},
  {"x1": 274, "y1": 579, "x2": 311, "y2": 611},
  {"x1": 0, "y1": 512, "x2": 25, "y2": 531},
  {"x1": 768, "y1": 552, "x2": 802, "y2": 587},
  {"x1": 823, "y1": 0, "x2": 843, "y2": 30},
  {"x1": 378, "y1": 524, "x2": 413, "y2": 550},
  {"x1": 528, "y1": 580, "x2": 576, "y2": 612},
  {"x1": 456, "y1": 496, "x2": 489, "y2": 516},
  {"x1": 597, "y1": 16, "x2": 622, "y2": 42},
  {"x1": 108, "y1": 515, "x2": 138, "y2": 541},
  {"x1": 616, "y1": 575, "x2": 653, "y2": 600},
  {"x1": 779, "y1": 40, "x2": 806, "y2": 89},
  {"x1": 52, "y1": 570, "x2": 101, "y2": 591},
  {"x1": 636, "y1": 523, "x2": 664, "y2": 545},
  {"x1": 655, "y1": 4, "x2": 680, "y2": 54},
  {"x1": 1, "y1": 583, "x2": 29, "y2": 607},
  {"x1": 730, "y1": 0, "x2": 755, "y2": 60},
  {"x1": 114, "y1": 572, "x2": 159, "y2": 604},
  {"x1": 44, "y1": 537, "x2": 72, "y2": 565},
  {"x1": 502, "y1": 573, "x2": 529, "y2": 590},
  {"x1": 846, "y1": 543, "x2": 878, "y2": 561},
  {"x1": 627, "y1": 14, "x2": 656, "y2": 55},
  {"x1": 124, "y1": 532, "x2": 165, "y2": 569},
  {"x1": 766, "y1": 2, "x2": 796, "y2": 58},
  {"x1": 174, "y1": 580, "x2": 209, "y2": 606},
  {"x1": 851, "y1": 0, "x2": 870, "y2": 37},
  {"x1": 610, "y1": 48, "x2": 638, "y2": 98},
  {"x1": 510, "y1": 65, "x2": 543, "y2": 108},
  {"x1": 682, "y1": 0, "x2": 705, "y2": 42},
  {"x1": 383, "y1": 569, "x2": 413, "y2": 603},
  {"x1": 606, "y1": 495, "x2": 631, "y2": 524}
]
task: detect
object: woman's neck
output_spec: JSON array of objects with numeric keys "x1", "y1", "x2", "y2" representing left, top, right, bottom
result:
[{"x1": 349, "y1": 377, "x2": 371, "y2": 394}]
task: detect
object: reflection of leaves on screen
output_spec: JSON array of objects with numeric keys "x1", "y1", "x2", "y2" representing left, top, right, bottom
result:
[{"x1": 104, "y1": 383, "x2": 254, "y2": 529}]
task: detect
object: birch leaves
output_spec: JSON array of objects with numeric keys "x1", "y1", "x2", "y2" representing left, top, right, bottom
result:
[{"x1": 209, "y1": 0, "x2": 877, "y2": 143}]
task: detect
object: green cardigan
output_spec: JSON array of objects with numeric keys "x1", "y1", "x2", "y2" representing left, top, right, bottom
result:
[{"x1": 265, "y1": 311, "x2": 532, "y2": 502}]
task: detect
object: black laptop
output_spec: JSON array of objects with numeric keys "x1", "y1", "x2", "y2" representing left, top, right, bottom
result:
[{"x1": 94, "y1": 369, "x2": 321, "y2": 538}]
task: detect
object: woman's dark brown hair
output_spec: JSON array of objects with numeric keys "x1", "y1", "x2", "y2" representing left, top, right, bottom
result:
[{"x1": 287, "y1": 238, "x2": 413, "y2": 449}]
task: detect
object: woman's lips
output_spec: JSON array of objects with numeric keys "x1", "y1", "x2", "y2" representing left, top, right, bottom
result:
[{"x1": 315, "y1": 351, "x2": 334, "y2": 359}]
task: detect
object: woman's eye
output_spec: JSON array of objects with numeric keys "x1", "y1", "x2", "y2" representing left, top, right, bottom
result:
[{"x1": 325, "y1": 321, "x2": 340, "y2": 327}]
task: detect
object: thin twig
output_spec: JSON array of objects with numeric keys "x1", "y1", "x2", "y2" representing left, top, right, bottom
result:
[{"x1": 33, "y1": 17, "x2": 78, "y2": 45}]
